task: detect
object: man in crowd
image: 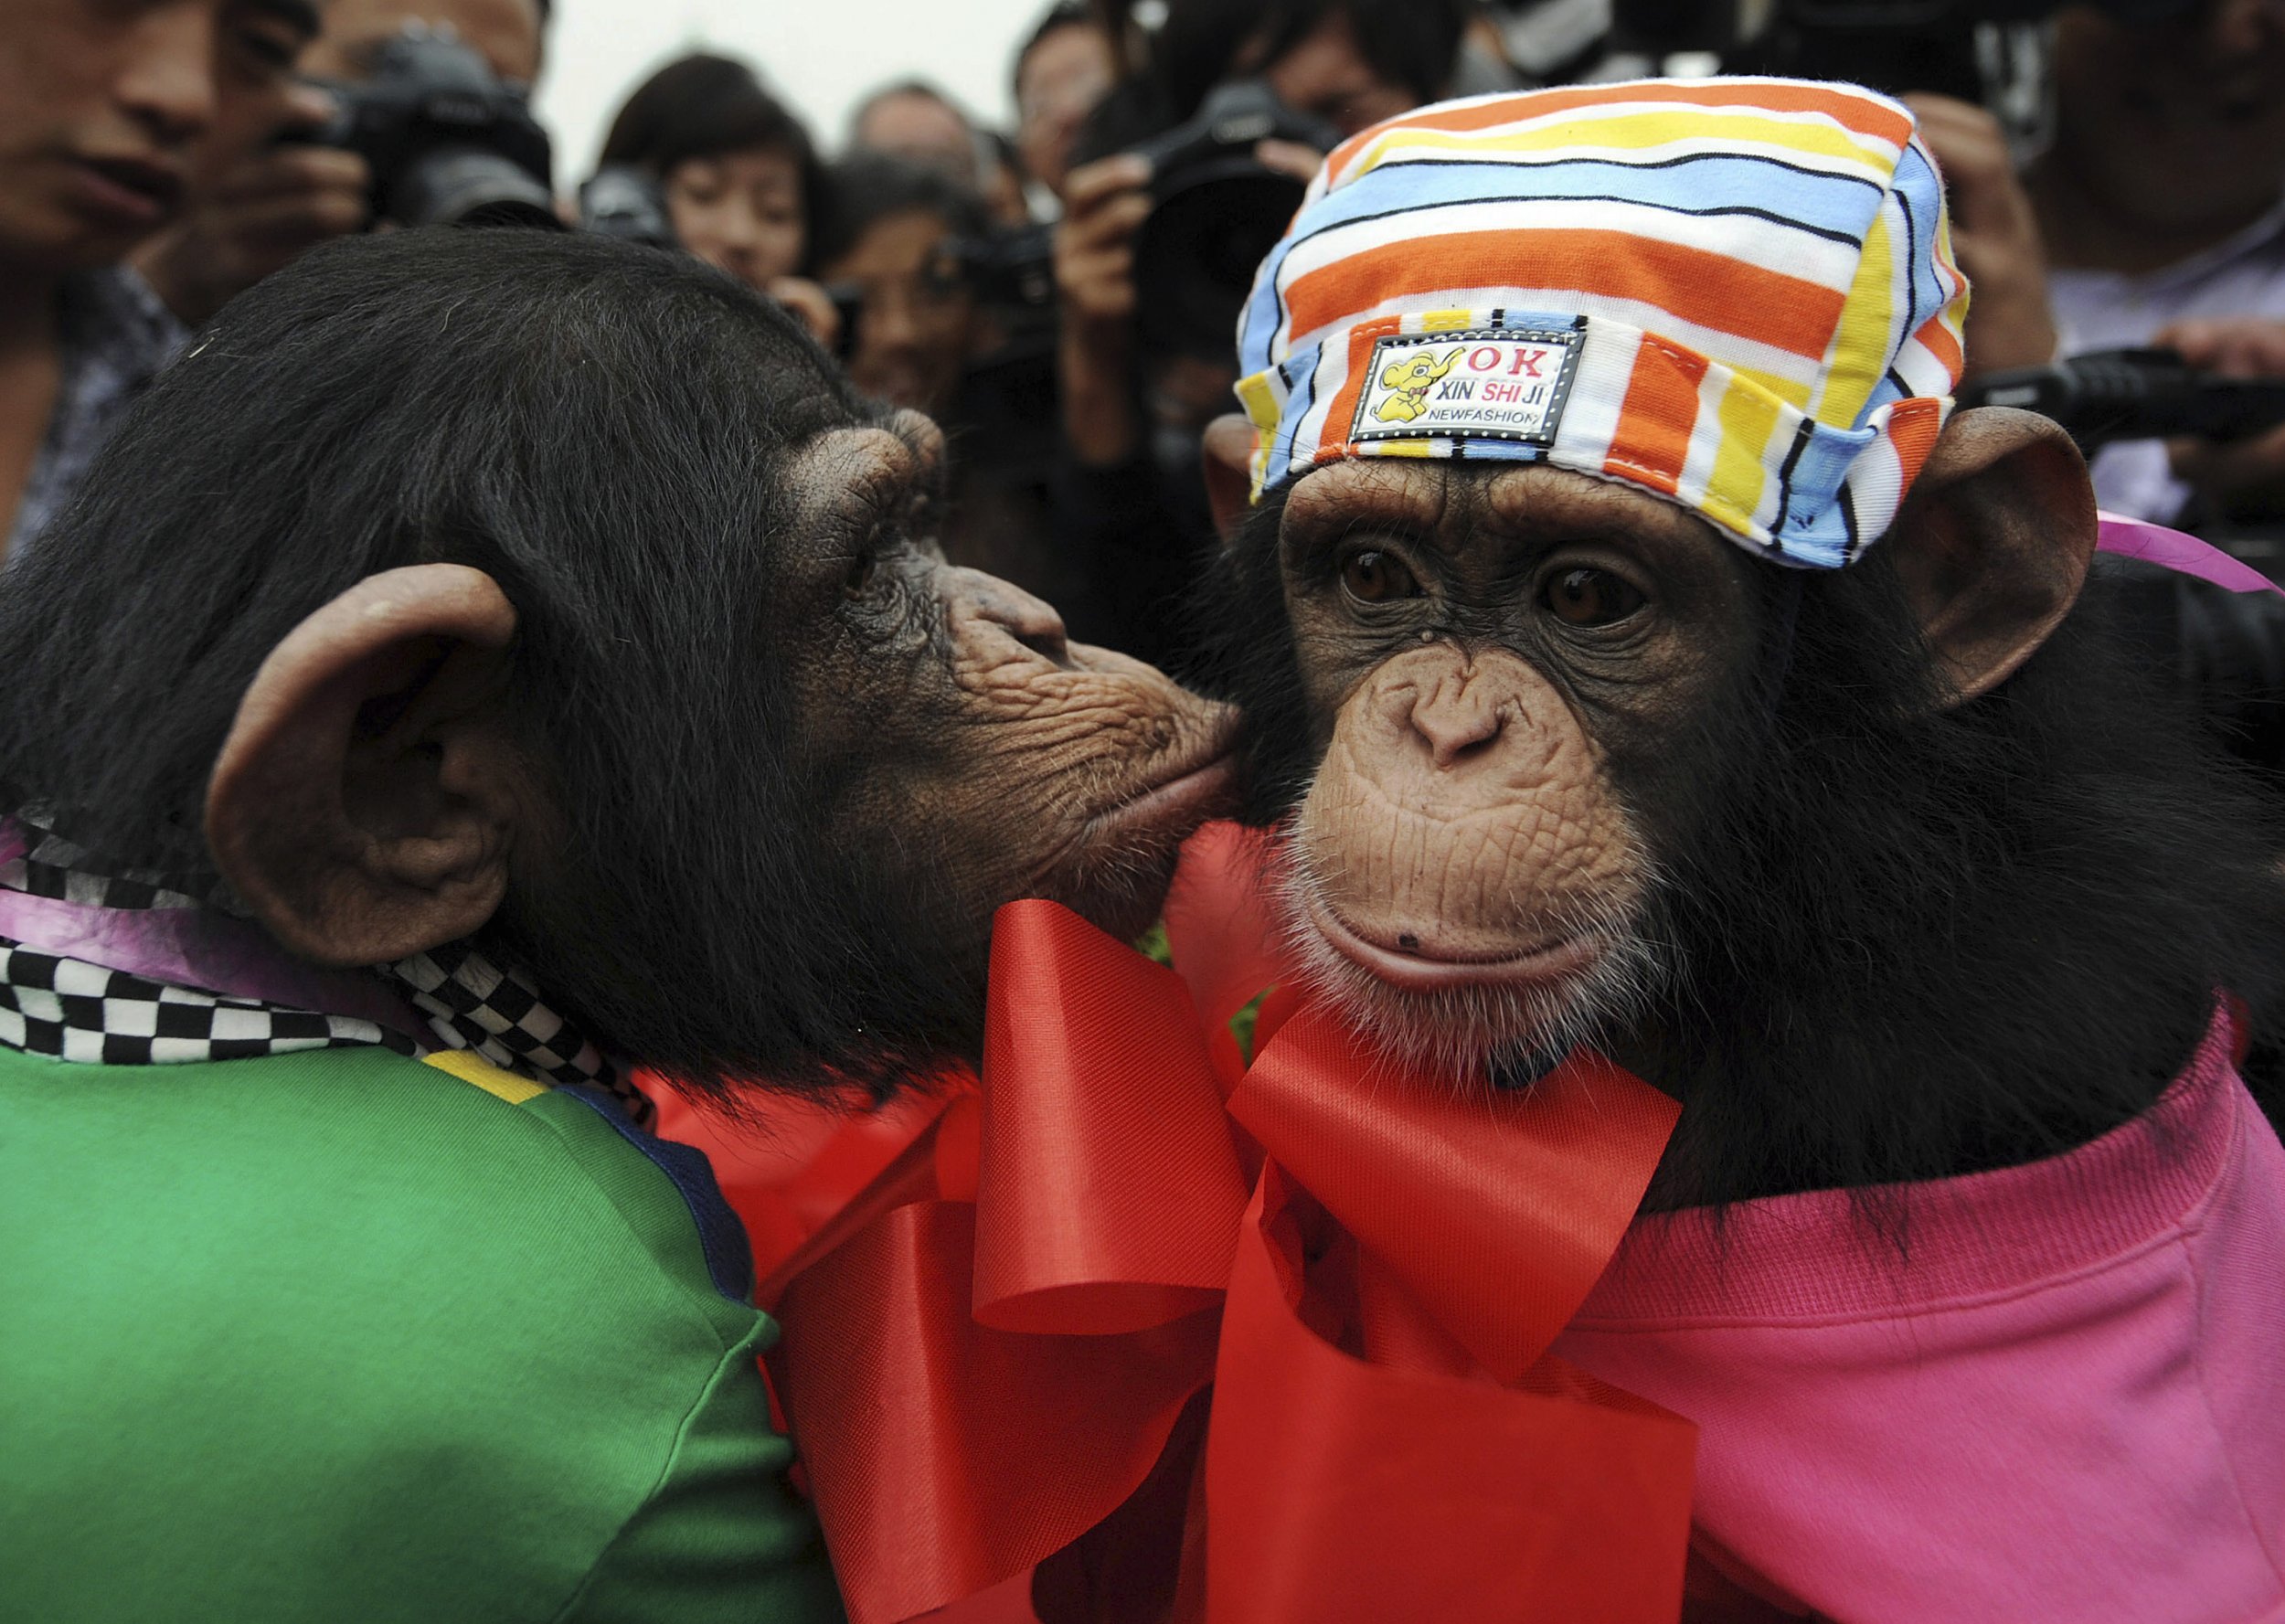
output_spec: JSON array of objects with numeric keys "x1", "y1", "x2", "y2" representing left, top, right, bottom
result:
[
  {"x1": 2028, "y1": 0, "x2": 2285, "y2": 526},
  {"x1": 1913, "y1": 0, "x2": 2285, "y2": 528},
  {"x1": 0, "y1": 0, "x2": 317, "y2": 563},
  {"x1": 131, "y1": 0, "x2": 549, "y2": 329}
]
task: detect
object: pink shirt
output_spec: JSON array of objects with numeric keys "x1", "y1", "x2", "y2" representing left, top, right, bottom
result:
[{"x1": 1554, "y1": 1012, "x2": 2285, "y2": 1621}]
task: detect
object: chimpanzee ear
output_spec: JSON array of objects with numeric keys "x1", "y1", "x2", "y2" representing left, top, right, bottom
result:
[
  {"x1": 205, "y1": 565, "x2": 527, "y2": 968},
  {"x1": 1880, "y1": 405, "x2": 2097, "y2": 706},
  {"x1": 1202, "y1": 414, "x2": 1259, "y2": 544}
]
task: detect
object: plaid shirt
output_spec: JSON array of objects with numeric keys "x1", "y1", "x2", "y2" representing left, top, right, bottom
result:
[{"x1": 5, "y1": 266, "x2": 188, "y2": 561}]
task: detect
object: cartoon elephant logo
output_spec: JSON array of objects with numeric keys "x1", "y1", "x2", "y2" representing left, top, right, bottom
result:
[{"x1": 1372, "y1": 346, "x2": 1463, "y2": 423}]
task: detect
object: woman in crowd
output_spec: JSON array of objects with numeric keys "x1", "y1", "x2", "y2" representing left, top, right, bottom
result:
[{"x1": 598, "y1": 52, "x2": 839, "y2": 345}]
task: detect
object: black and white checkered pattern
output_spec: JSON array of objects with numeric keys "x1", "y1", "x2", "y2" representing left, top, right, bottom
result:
[
  {"x1": 1, "y1": 813, "x2": 221, "y2": 912},
  {"x1": 0, "y1": 940, "x2": 415, "y2": 1065},
  {"x1": 1, "y1": 816, "x2": 651, "y2": 1125}
]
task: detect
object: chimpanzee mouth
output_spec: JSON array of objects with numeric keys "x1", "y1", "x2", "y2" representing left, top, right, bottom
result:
[
  {"x1": 1303, "y1": 895, "x2": 1604, "y2": 993},
  {"x1": 1084, "y1": 712, "x2": 1245, "y2": 844}
]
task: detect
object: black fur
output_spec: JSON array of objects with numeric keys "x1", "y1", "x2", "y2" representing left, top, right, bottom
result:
[
  {"x1": 0, "y1": 228, "x2": 985, "y2": 1101},
  {"x1": 1198, "y1": 483, "x2": 2285, "y2": 1210}
]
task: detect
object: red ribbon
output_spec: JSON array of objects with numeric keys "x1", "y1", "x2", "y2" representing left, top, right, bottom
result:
[{"x1": 764, "y1": 828, "x2": 1696, "y2": 1623}]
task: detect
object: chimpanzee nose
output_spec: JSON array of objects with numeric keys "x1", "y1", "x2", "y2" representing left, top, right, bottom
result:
[
  {"x1": 949, "y1": 567, "x2": 1070, "y2": 664},
  {"x1": 1408, "y1": 668, "x2": 1510, "y2": 769}
]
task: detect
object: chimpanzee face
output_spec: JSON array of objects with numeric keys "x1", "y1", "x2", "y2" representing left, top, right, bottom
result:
[
  {"x1": 782, "y1": 414, "x2": 1239, "y2": 950},
  {"x1": 1261, "y1": 459, "x2": 1768, "y2": 1070}
]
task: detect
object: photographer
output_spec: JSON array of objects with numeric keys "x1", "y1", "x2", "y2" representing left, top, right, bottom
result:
[
  {"x1": 596, "y1": 53, "x2": 837, "y2": 347},
  {"x1": 815, "y1": 153, "x2": 1108, "y2": 637},
  {"x1": 2027, "y1": 0, "x2": 2285, "y2": 528},
  {"x1": 130, "y1": 0, "x2": 549, "y2": 329},
  {"x1": 1014, "y1": 2, "x2": 1120, "y2": 210},
  {"x1": 1, "y1": 0, "x2": 317, "y2": 562},
  {"x1": 1049, "y1": 0, "x2": 1472, "y2": 664}
]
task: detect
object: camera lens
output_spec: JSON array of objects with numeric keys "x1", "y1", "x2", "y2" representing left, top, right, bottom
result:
[{"x1": 390, "y1": 147, "x2": 562, "y2": 230}]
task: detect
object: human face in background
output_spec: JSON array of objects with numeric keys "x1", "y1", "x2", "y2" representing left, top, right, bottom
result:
[
  {"x1": 1016, "y1": 21, "x2": 1116, "y2": 202},
  {"x1": 0, "y1": 0, "x2": 315, "y2": 272},
  {"x1": 664, "y1": 146, "x2": 807, "y2": 289},
  {"x1": 2047, "y1": 0, "x2": 2285, "y2": 242},
  {"x1": 1262, "y1": 10, "x2": 1419, "y2": 137},
  {"x1": 298, "y1": 0, "x2": 542, "y2": 85},
  {"x1": 819, "y1": 209, "x2": 975, "y2": 419}
]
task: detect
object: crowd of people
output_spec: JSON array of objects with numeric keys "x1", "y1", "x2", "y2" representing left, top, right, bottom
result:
[{"x1": 8, "y1": 0, "x2": 2284, "y2": 656}]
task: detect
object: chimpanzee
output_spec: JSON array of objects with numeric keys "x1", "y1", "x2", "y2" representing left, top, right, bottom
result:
[
  {"x1": 0, "y1": 228, "x2": 1235, "y2": 1622},
  {"x1": 1196, "y1": 82, "x2": 2285, "y2": 1619}
]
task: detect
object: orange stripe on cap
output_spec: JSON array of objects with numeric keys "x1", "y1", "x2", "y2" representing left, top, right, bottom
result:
[
  {"x1": 1347, "y1": 80, "x2": 1917, "y2": 154},
  {"x1": 1317, "y1": 314, "x2": 1405, "y2": 466},
  {"x1": 1909, "y1": 310, "x2": 1964, "y2": 385},
  {"x1": 1283, "y1": 229, "x2": 1847, "y2": 362},
  {"x1": 1604, "y1": 338, "x2": 1709, "y2": 496},
  {"x1": 1886, "y1": 396, "x2": 1945, "y2": 492}
]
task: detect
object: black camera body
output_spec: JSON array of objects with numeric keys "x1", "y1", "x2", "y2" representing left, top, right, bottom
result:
[
  {"x1": 1125, "y1": 80, "x2": 1341, "y2": 363},
  {"x1": 1612, "y1": 0, "x2": 2195, "y2": 129},
  {"x1": 302, "y1": 24, "x2": 558, "y2": 230},
  {"x1": 578, "y1": 166, "x2": 678, "y2": 249}
]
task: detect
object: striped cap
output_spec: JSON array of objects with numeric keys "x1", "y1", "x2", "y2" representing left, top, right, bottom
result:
[{"x1": 1233, "y1": 79, "x2": 1970, "y2": 568}]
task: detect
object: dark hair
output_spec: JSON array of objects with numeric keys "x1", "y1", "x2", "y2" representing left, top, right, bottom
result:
[
  {"x1": 850, "y1": 78, "x2": 972, "y2": 137},
  {"x1": 599, "y1": 53, "x2": 824, "y2": 270},
  {"x1": 0, "y1": 229, "x2": 1001, "y2": 1094},
  {"x1": 812, "y1": 153, "x2": 992, "y2": 267},
  {"x1": 1077, "y1": 0, "x2": 1470, "y2": 158},
  {"x1": 1015, "y1": 1, "x2": 1110, "y2": 97}
]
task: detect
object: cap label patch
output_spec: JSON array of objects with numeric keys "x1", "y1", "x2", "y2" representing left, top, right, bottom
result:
[{"x1": 1351, "y1": 324, "x2": 1584, "y2": 448}]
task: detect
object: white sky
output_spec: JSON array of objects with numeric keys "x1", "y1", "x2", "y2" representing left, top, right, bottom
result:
[{"x1": 531, "y1": 0, "x2": 1057, "y2": 181}]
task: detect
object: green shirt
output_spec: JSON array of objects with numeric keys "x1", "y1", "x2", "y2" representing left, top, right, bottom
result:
[{"x1": 0, "y1": 1042, "x2": 842, "y2": 1623}]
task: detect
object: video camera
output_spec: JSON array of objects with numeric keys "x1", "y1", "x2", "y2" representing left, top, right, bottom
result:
[
  {"x1": 297, "y1": 23, "x2": 557, "y2": 231},
  {"x1": 1124, "y1": 80, "x2": 1342, "y2": 364},
  {"x1": 1610, "y1": 0, "x2": 2199, "y2": 128},
  {"x1": 1957, "y1": 348, "x2": 2285, "y2": 451},
  {"x1": 578, "y1": 166, "x2": 678, "y2": 249}
]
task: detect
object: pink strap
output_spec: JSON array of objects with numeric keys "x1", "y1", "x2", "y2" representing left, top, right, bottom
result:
[
  {"x1": 2097, "y1": 513, "x2": 2281, "y2": 597},
  {"x1": 0, "y1": 824, "x2": 427, "y2": 1041}
]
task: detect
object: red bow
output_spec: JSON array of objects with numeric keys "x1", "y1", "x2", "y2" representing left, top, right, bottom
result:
[{"x1": 763, "y1": 830, "x2": 1696, "y2": 1623}]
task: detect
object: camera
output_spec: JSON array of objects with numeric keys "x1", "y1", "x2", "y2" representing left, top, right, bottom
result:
[
  {"x1": 1956, "y1": 348, "x2": 2285, "y2": 450},
  {"x1": 578, "y1": 166, "x2": 678, "y2": 249},
  {"x1": 1611, "y1": 0, "x2": 2200, "y2": 132},
  {"x1": 299, "y1": 23, "x2": 558, "y2": 230},
  {"x1": 1124, "y1": 80, "x2": 1342, "y2": 363}
]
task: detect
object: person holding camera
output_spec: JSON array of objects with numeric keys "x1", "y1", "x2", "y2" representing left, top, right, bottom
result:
[
  {"x1": 814, "y1": 152, "x2": 1110, "y2": 639},
  {"x1": 128, "y1": 0, "x2": 549, "y2": 332},
  {"x1": 0, "y1": 0, "x2": 319, "y2": 563},
  {"x1": 596, "y1": 53, "x2": 838, "y2": 348},
  {"x1": 1049, "y1": 0, "x2": 1472, "y2": 665}
]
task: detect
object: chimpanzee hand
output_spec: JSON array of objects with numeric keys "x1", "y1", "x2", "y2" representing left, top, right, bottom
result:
[
  {"x1": 1905, "y1": 93, "x2": 2058, "y2": 377},
  {"x1": 2160, "y1": 316, "x2": 2285, "y2": 521},
  {"x1": 133, "y1": 81, "x2": 371, "y2": 328}
]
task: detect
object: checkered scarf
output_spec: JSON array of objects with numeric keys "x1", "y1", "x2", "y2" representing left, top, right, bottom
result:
[{"x1": 0, "y1": 815, "x2": 652, "y2": 1126}]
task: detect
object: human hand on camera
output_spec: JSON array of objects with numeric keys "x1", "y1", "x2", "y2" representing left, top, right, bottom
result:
[
  {"x1": 1906, "y1": 93, "x2": 2057, "y2": 377},
  {"x1": 769, "y1": 275, "x2": 843, "y2": 353},
  {"x1": 2159, "y1": 317, "x2": 2285, "y2": 520},
  {"x1": 133, "y1": 82, "x2": 370, "y2": 328},
  {"x1": 1054, "y1": 152, "x2": 1153, "y2": 463}
]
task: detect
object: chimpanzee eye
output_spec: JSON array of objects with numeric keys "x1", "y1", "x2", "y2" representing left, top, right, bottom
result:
[
  {"x1": 1543, "y1": 567, "x2": 1644, "y2": 628},
  {"x1": 1340, "y1": 548, "x2": 1420, "y2": 604}
]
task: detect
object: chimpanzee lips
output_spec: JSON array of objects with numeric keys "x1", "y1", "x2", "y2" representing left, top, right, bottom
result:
[
  {"x1": 1084, "y1": 713, "x2": 1244, "y2": 844},
  {"x1": 1303, "y1": 893, "x2": 1604, "y2": 994}
]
